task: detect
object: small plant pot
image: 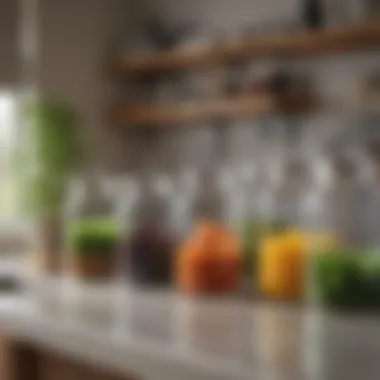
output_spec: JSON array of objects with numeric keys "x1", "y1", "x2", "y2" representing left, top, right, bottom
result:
[{"x1": 71, "y1": 253, "x2": 115, "y2": 280}]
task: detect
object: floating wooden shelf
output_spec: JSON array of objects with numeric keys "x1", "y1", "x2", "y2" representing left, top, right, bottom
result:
[
  {"x1": 111, "y1": 22, "x2": 380, "y2": 76},
  {"x1": 111, "y1": 93, "x2": 314, "y2": 127}
]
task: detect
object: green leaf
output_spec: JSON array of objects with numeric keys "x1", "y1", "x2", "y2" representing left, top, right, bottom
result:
[{"x1": 16, "y1": 98, "x2": 81, "y2": 217}]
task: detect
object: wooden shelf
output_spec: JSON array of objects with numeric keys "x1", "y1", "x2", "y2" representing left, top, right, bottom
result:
[
  {"x1": 110, "y1": 93, "x2": 314, "y2": 127},
  {"x1": 112, "y1": 22, "x2": 380, "y2": 77}
]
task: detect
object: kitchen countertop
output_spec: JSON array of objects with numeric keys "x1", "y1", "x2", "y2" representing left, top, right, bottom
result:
[{"x1": 1, "y1": 281, "x2": 380, "y2": 380}]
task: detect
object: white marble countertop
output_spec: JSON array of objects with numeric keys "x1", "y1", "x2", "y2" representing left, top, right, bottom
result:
[{"x1": 1, "y1": 282, "x2": 380, "y2": 380}]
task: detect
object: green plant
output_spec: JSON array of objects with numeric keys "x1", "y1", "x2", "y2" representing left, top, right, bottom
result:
[
  {"x1": 69, "y1": 219, "x2": 119, "y2": 257},
  {"x1": 17, "y1": 98, "x2": 80, "y2": 216},
  {"x1": 12, "y1": 98, "x2": 81, "y2": 272}
]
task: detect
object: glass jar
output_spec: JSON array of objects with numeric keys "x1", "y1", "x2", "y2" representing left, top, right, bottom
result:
[
  {"x1": 64, "y1": 172, "x2": 120, "y2": 281},
  {"x1": 123, "y1": 172, "x2": 176, "y2": 287},
  {"x1": 310, "y1": 147, "x2": 380, "y2": 311},
  {"x1": 257, "y1": 159, "x2": 306, "y2": 302},
  {"x1": 175, "y1": 124, "x2": 242, "y2": 295},
  {"x1": 256, "y1": 117, "x2": 311, "y2": 302}
]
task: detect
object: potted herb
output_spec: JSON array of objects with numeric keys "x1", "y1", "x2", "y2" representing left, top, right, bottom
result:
[
  {"x1": 68, "y1": 219, "x2": 119, "y2": 279},
  {"x1": 17, "y1": 98, "x2": 80, "y2": 274}
]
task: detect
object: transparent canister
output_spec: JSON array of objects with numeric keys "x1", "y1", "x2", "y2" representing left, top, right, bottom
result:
[
  {"x1": 175, "y1": 124, "x2": 242, "y2": 295},
  {"x1": 64, "y1": 173, "x2": 120, "y2": 281},
  {"x1": 256, "y1": 158, "x2": 305, "y2": 302},
  {"x1": 309, "y1": 148, "x2": 380, "y2": 311},
  {"x1": 122, "y1": 172, "x2": 176, "y2": 287}
]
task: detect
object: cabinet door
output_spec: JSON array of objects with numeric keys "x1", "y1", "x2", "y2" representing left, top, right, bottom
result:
[
  {"x1": 39, "y1": 351, "x2": 137, "y2": 380},
  {"x1": 0, "y1": 332, "x2": 11, "y2": 379},
  {"x1": 0, "y1": 335, "x2": 39, "y2": 380}
]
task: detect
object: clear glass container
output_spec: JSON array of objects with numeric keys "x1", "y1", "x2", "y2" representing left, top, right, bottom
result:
[
  {"x1": 164, "y1": 128, "x2": 198, "y2": 240},
  {"x1": 112, "y1": 175, "x2": 139, "y2": 286},
  {"x1": 187, "y1": 123, "x2": 231, "y2": 225},
  {"x1": 309, "y1": 144, "x2": 380, "y2": 311},
  {"x1": 257, "y1": 158, "x2": 306, "y2": 302},
  {"x1": 175, "y1": 124, "x2": 242, "y2": 295},
  {"x1": 64, "y1": 172, "x2": 120, "y2": 282},
  {"x1": 117, "y1": 129, "x2": 176, "y2": 287},
  {"x1": 122, "y1": 170, "x2": 176, "y2": 287},
  {"x1": 234, "y1": 120, "x2": 286, "y2": 288},
  {"x1": 329, "y1": 151, "x2": 366, "y2": 248},
  {"x1": 256, "y1": 118, "x2": 311, "y2": 302}
]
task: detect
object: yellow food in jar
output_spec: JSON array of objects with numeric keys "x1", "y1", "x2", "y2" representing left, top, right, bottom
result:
[
  {"x1": 258, "y1": 232, "x2": 307, "y2": 301},
  {"x1": 258, "y1": 231, "x2": 337, "y2": 301}
]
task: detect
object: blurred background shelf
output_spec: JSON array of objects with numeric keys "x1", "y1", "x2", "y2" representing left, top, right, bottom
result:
[
  {"x1": 110, "y1": 93, "x2": 315, "y2": 127},
  {"x1": 111, "y1": 22, "x2": 380, "y2": 77}
]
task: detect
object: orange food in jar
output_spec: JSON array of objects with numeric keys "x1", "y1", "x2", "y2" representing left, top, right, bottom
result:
[{"x1": 176, "y1": 221, "x2": 242, "y2": 295}]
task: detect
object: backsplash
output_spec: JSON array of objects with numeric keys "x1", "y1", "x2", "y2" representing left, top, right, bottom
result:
[
  {"x1": 117, "y1": 58, "x2": 380, "y2": 174},
  {"x1": 105, "y1": 0, "x2": 380, "y2": 174}
]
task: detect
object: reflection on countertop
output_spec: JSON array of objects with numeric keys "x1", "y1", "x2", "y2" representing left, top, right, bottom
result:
[{"x1": 2, "y1": 282, "x2": 380, "y2": 380}]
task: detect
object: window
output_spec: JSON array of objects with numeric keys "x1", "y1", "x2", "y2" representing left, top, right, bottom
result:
[{"x1": 0, "y1": 91, "x2": 19, "y2": 222}]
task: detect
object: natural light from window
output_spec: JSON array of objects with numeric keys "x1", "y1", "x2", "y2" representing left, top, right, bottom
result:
[{"x1": 0, "y1": 92, "x2": 17, "y2": 221}]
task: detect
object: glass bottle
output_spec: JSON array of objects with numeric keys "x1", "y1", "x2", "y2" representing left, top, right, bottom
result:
[
  {"x1": 331, "y1": 152, "x2": 364, "y2": 249},
  {"x1": 257, "y1": 118, "x2": 311, "y2": 302},
  {"x1": 191, "y1": 123, "x2": 231, "y2": 225},
  {"x1": 176, "y1": 123, "x2": 242, "y2": 295},
  {"x1": 349, "y1": 147, "x2": 379, "y2": 250},
  {"x1": 123, "y1": 129, "x2": 176, "y2": 287}
]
